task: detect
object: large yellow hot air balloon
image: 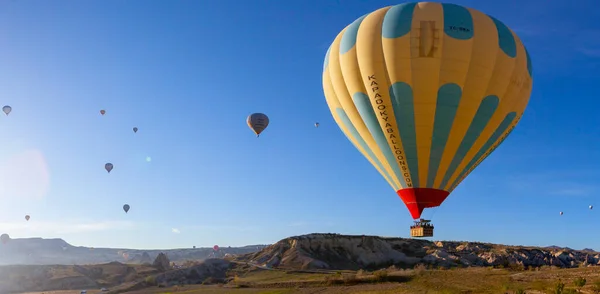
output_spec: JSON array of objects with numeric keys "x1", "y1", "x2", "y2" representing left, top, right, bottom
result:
[{"x1": 323, "y1": 2, "x2": 533, "y2": 235}]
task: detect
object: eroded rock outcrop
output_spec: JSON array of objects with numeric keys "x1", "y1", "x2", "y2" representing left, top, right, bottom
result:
[
  {"x1": 235, "y1": 233, "x2": 600, "y2": 270},
  {"x1": 153, "y1": 252, "x2": 171, "y2": 271}
]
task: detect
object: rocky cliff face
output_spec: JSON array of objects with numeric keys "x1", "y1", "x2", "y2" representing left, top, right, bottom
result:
[
  {"x1": 153, "y1": 253, "x2": 171, "y2": 271},
  {"x1": 139, "y1": 252, "x2": 152, "y2": 264},
  {"x1": 236, "y1": 233, "x2": 600, "y2": 270}
]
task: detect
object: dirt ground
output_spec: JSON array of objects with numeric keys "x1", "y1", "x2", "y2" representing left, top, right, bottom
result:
[{"x1": 103, "y1": 266, "x2": 600, "y2": 294}]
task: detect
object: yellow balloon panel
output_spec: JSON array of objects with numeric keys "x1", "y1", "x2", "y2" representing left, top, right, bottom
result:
[{"x1": 323, "y1": 2, "x2": 533, "y2": 194}]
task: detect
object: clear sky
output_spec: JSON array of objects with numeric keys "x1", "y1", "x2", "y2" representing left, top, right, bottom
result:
[{"x1": 0, "y1": 0, "x2": 599, "y2": 250}]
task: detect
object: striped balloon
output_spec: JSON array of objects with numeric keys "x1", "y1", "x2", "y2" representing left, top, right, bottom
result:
[
  {"x1": 322, "y1": 2, "x2": 533, "y2": 219},
  {"x1": 247, "y1": 113, "x2": 270, "y2": 138}
]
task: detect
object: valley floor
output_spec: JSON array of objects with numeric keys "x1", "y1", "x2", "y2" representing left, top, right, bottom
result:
[{"x1": 121, "y1": 266, "x2": 600, "y2": 294}]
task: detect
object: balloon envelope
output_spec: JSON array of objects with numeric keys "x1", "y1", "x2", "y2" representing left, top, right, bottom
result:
[
  {"x1": 2, "y1": 105, "x2": 11, "y2": 115},
  {"x1": 590, "y1": 205, "x2": 593, "y2": 210},
  {"x1": 25, "y1": 215, "x2": 30, "y2": 221},
  {"x1": 247, "y1": 113, "x2": 269, "y2": 137},
  {"x1": 100, "y1": 110, "x2": 106, "y2": 115},
  {"x1": 123, "y1": 204, "x2": 130, "y2": 213},
  {"x1": 322, "y1": 2, "x2": 533, "y2": 219},
  {"x1": 105, "y1": 163, "x2": 113, "y2": 173},
  {"x1": 1, "y1": 233, "x2": 9, "y2": 244},
  {"x1": 213, "y1": 245, "x2": 219, "y2": 251},
  {"x1": 133, "y1": 127, "x2": 138, "y2": 133},
  {"x1": 315, "y1": 122, "x2": 320, "y2": 128}
]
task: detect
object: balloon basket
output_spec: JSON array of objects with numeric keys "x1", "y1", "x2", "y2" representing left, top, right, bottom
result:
[{"x1": 410, "y1": 219, "x2": 434, "y2": 238}]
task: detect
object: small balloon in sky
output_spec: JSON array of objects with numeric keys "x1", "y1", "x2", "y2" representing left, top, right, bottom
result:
[
  {"x1": 133, "y1": 127, "x2": 138, "y2": 133},
  {"x1": 2, "y1": 105, "x2": 12, "y2": 116},
  {"x1": 146, "y1": 156, "x2": 152, "y2": 162},
  {"x1": 1, "y1": 233, "x2": 10, "y2": 244},
  {"x1": 247, "y1": 113, "x2": 269, "y2": 138},
  {"x1": 105, "y1": 163, "x2": 114, "y2": 173}
]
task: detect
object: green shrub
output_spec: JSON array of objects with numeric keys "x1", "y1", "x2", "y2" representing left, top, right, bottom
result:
[
  {"x1": 573, "y1": 277, "x2": 586, "y2": 291},
  {"x1": 373, "y1": 269, "x2": 388, "y2": 282},
  {"x1": 552, "y1": 279, "x2": 565, "y2": 294},
  {"x1": 144, "y1": 275, "x2": 157, "y2": 286}
]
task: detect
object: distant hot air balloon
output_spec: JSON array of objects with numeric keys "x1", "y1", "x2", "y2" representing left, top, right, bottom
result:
[
  {"x1": 315, "y1": 122, "x2": 320, "y2": 128},
  {"x1": 133, "y1": 127, "x2": 138, "y2": 133},
  {"x1": 2, "y1": 105, "x2": 11, "y2": 116},
  {"x1": 213, "y1": 245, "x2": 219, "y2": 251},
  {"x1": 100, "y1": 109, "x2": 106, "y2": 116},
  {"x1": 247, "y1": 113, "x2": 269, "y2": 137},
  {"x1": 1, "y1": 234, "x2": 10, "y2": 244},
  {"x1": 25, "y1": 215, "x2": 30, "y2": 221},
  {"x1": 590, "y1": 205, "x2": 593, "y2": 210},
  {"x1": 560, "y1": 212, "x2": 564, "y2": 215},
  {"x1": 193, "y1": 246, "x2": 196, "y2": 249},
  {"x1": 123, "y1": 204, "x2": 130, "y2": 213},
  {"x1": 105, "y1": 163, "x2": 113, "y2": 173},
  {"x1": 323, "y1": 2, "x2": 533, "y2": 234}
]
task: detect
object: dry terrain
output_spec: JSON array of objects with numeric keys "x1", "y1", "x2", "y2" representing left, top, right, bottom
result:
[
  {"x1": 7, "y1": 233, "x2": 600, "y2": 293},
  {"x1": 16, "y1": 264, "x2": 600, "y2": 294}
]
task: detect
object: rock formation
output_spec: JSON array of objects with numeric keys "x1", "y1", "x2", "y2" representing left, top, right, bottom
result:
[
  {"x1": 152, "y1": 252, "x2": 171, "y2": 271},
  {"x1": 235, "y1": 233, "x2": 600, "y2": 270},
  {"x1": 140, "y1": 252, "x2": 152, "y2": 264}
]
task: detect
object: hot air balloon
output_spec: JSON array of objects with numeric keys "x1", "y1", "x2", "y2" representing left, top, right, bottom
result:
[
  {"x1": 560, "y1": 212, "x2": 564, "y2": 216},
  {"x1": 323, "y1": 2, "x2": 533, "y2": 238},
  {"x1": 590, "y1": 205, "x2": 593, "y2": 210},
  {"x1": 100, "y1": 109, "x2": 106, "y2": 116},
  {"x1": 2, "y1": 105, "x2": 11, "y2": 116},
  {"x1": 123, "y1": 204, "x2": 130, "y2": 213},
  {"x1": 105, "y1": 163, "x2": 113, "y2": 173},
  {"x1": 213, "y1": 245, "x2": 219, "y2": 251},
  {"x1": 247, "y1": 113, "x2": 269, "y2": 137},
  {"x1": 133, "y1": 127, "x2": 138, "y2": 133},
  {"x1": 1, "y1": 233, "x2": 10, "y2": 244},
  {"x1": 25, "y1": 215, "x2": 30, "y2": 221},
  {"x1": 315, "y1": 122, "x2": 320, "y2": 128}
]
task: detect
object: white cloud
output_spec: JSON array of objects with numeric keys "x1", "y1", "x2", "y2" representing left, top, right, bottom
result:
[
  {"x1": 0, "y1": 220, "x2": 136, "y2": 235},
  {"x1": 171, "y1": 228, "x2": 180, "y2": 234}
]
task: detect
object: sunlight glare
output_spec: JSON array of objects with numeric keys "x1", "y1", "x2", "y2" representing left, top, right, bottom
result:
[{"x1": 0, "y1": 149, "x2": 50, "y2": 200}]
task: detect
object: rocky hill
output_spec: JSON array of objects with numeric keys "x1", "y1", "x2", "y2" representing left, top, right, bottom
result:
[
  {"x1": 0, "y1": 257, "x2": 233, "y2": 293},
  {"x1": 0, "y1": 237, "x2": 267, "y2": 265},
  {"x1": 235, "y1": 233, "x2": 600, "y2": 270}
]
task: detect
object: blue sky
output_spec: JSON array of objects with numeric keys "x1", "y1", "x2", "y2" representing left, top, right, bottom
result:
[{"x1": 0, "y1": 0, "x2": 599, "y2": 250}]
